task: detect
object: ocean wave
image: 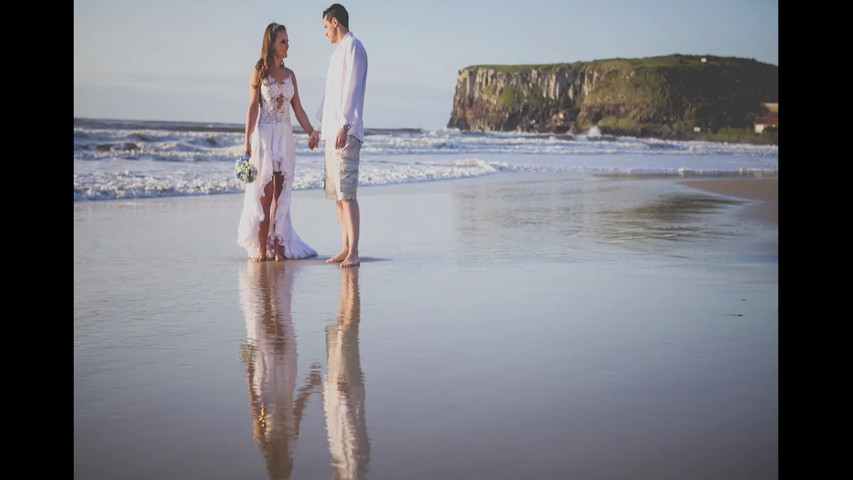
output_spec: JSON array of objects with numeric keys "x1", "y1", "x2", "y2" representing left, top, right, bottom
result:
[
  {"x1": 76, "y1": 121, "x2": 778, "y2": 160},
  {"x1": 72, "y1": 154, "x2": 777, "y2": 201},
  {"x1": 73, "y1": 157, "x2": 504, "y2": 201},
  {"x1": 73, "y1": 118, "x2": 778, "y2": 201}
]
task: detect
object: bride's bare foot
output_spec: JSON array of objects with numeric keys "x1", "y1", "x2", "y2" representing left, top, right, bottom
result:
[
  {"x1": 253, "y1": 250, "x2": 267, "y2": 262},
  {"x1": 326, "y1": 250, "x2": 348, "y2": 263},
  {"x1": 340, "y1": 254, "x2": 360, "y2": 268},
  {"x1": 274, "y1": 245, "x2": 284, "y2": 262}
]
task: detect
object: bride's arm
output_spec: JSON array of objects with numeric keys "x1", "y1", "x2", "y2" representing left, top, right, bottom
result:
[{"x1": 244, "y1": 66, "x2": 262, "y2": 155}]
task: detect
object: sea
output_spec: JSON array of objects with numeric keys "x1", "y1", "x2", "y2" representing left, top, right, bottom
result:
[{"x1": 73, "y1": 117, "x2": 779, "y2": 202}]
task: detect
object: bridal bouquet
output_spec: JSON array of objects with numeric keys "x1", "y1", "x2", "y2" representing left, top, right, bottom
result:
[{"x1": 235, "y1": 154, "x2": 256, "y2": 184}]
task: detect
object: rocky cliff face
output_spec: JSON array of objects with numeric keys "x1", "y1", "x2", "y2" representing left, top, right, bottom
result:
[{"x1": 447, "y1": 55, "x2": 778, "y2": 138}]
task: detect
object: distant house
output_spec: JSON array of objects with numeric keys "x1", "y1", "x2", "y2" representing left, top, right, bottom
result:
[
  {"x1": 754, "y1": 116, "x2": 778, "y2": 134},
  {"x1": 754, "y1": 102, "x2": 779, "y2": 134}
]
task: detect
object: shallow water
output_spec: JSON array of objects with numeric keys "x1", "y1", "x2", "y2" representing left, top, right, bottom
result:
[{"x1": 74, "y1": 173, "x2": 777, "y2": 479}]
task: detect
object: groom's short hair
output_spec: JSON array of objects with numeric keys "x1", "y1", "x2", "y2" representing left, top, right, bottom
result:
[{"x1": 323, "y1": 4, "x2": 349, "y2": 29}]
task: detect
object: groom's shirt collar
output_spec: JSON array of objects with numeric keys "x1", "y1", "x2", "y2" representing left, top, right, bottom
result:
[{"x1": 337, "y1": 31, "x2": 354, "y2": 47}]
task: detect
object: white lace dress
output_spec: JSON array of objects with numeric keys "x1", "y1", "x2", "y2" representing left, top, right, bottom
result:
[
  {"x1": 237, "y1": 74, "x2": 317, "y2": 259},
  {"x1": 238, "y1": 263, "x2": 299, "y2": 473}
]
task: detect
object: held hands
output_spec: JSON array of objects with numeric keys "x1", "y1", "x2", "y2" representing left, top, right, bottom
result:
[
  {"x1": 308, "y1": 130, "x2": 320, "y2": 150},
  {"x1": 305, "y1": 128, "x2": 347, "y2": 150}
]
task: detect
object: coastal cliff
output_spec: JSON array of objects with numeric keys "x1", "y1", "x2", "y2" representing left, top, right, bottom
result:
[{"x1": 447, "y1": 55, "x2": 778, "y2": 140}]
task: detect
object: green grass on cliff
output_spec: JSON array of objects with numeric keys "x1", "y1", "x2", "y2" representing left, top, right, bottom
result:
[
  {"x1": 496, "y1": 86, "x2": 553, "y2": 110},
  {"x1": 468, "y1": 54, "x2": 770, "y2": 73},
  {"x1": 467, "y1": 62, "x2": 585, "y2": 73}
]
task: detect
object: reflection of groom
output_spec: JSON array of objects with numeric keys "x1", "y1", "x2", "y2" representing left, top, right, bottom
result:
[
  {"x1": 323, "y1": 267, "x2": 370, "y2": 479},
  {"x1": 312, "y1": 3, "x2": 368, "y2": 268}
]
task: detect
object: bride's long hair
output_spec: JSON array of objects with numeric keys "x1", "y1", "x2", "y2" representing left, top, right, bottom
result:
[{"x1": 253, "y1": 22, "x2": 287, "y2": 87}]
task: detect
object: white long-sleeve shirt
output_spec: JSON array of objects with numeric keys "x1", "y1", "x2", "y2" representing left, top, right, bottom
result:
[{"x1": 316, "y1": 32, "x2": 368, "y2": 142}]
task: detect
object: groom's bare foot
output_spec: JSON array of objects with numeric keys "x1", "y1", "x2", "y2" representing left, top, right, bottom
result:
[
  {"x1": 326, "y1": 250, "x2": 348, "y2": 263},
  {"x1": 340, "y1": 254, "x2": 360, "y2": 268},
  {"x1": 253, "y1": 250, "x2": 267, "y2": 262}
]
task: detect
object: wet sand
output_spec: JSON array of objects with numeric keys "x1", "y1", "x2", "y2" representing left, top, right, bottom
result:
[
  {"x1": 74, "y1": 172, "x2": 778, "y2": 479},
  {"x1": 682, "y1": 177, "x2": 778, "y2": 226}
]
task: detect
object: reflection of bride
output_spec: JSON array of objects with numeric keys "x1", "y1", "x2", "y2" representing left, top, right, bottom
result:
[
  {"x1": 323, "y1": 268, "x2": 370, "y2": 480},
  {"x1": 238, "y1": 262, "x2": 321, "y2": 480}
]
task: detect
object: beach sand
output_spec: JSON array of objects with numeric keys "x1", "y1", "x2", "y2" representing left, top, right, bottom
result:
[
  {"x1": 682, "y1": 177, "x2": 777, "y2": 225},
  {"x1": 74, "y1": 172, "x2": 778, "y2": 479}
]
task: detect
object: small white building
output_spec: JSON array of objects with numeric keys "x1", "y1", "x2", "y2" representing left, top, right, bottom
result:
[{"x1": 754, "y1": 116, "x2": 778, "y2": 134}]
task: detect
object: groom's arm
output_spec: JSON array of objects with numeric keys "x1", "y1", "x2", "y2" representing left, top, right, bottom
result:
[
  {"x1": 315, "y1": 92, "x2": 325, "y2": 137},
  {"x1": 340, "y1": 41, "x2": 367, "y2": 130}
]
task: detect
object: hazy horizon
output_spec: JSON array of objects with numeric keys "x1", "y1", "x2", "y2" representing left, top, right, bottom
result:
[{"x1": 74, "y1": 1, "x2": 778, "y2": 129}]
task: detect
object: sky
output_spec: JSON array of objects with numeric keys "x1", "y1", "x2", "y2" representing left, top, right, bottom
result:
[{"x1": 74, "y1": 0, "x2": 779, "y2": 130}]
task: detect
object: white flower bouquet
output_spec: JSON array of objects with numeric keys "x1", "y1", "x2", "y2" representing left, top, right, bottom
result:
[{"x1": 235, "y1": 154, "x2": 257, "y2": 184}]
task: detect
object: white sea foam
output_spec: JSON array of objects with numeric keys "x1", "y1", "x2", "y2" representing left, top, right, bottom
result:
[{"x1": 73, "y1": 119, "x2": 778, "y2": 201}]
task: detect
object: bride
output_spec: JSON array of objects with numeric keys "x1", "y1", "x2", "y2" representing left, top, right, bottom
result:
[{"x1": 237, "y1": 22, "x2": 321, "y2": 261}]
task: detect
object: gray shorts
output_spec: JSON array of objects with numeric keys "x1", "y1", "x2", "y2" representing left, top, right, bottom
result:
[{"x1": 324, "y1": 137, "x2": 362, "y2": 201}]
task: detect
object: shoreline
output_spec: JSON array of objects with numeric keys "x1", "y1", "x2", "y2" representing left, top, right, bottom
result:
[
  {"x1": 73, "y1": 170, "x2": 780, "y2": 203},
  {"x1": 680, "y1": 176, "x2": 778, "y2": 226}
]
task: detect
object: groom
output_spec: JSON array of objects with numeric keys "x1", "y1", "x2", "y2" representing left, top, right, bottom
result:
[{"x1": 309, "y1": 3, "x2": 368, "y2": 268}]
